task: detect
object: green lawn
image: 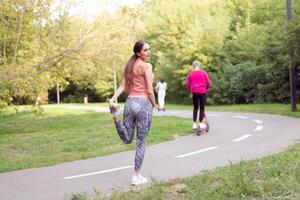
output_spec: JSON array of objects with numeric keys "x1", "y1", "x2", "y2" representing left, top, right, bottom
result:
[
  {"x1": 75, "y1": 142, "x2": 300, "y2": 200},
  {"x1": 167, "y1": 103, "x2": 300, "y2": 118},
  {"x1": 45, "y1": 102, "x2": 300, "y2": 118},
  {"x1": 0, "y1": 106, "x2": 192, "y2": 172},
  {"x1": 1, "y1": 103, "x2": 299, "y2": 199},
  {"x1": 59, "y1": 103, "x2": 299, "y2": 200}
]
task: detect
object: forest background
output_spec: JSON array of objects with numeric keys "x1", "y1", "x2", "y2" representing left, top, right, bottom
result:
[{"x1": 1, "y1": 0, "x2": 299, "y2": 106}]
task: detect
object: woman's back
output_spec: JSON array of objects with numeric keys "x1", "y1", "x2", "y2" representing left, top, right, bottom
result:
[
  {"x1": 129, "y1": 63, "x2": 148, "y2": 97},
  {"x1": 187, "y1": 69, "x2": 210, "y2": 94}
]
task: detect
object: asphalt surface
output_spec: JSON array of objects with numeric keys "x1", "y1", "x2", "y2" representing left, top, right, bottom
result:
[{"x1": 1, "y1": 106, "x2": 300, "y2": 200}]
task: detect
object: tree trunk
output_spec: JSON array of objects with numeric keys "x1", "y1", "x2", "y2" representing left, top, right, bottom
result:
[
  {"x1": 12, "y1": 7, "x2": 24, "y2": 65},
  {"x1": 56, "y1": 83, "x2": 60, "y2": 104},
  {"x1": 286, "y1": 0, "x2": 297, "y2": 111}
]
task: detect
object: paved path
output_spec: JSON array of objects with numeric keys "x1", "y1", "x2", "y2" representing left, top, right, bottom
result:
[{"x1": 1, "y1": 106, "x2": 300, "y2": 200}]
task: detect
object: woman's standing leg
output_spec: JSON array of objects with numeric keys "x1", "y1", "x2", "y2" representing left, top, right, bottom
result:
[
  {"x1": 158, "y1": 92, "x2": 162, "y2": 109},
  {"x1": 134, "y1": 99, "x2": 152, "y2": 172},
  {"x1": 161, "y1": 91, "x2": 166, "y2": 110},
  {"x1": 192, "y1": 93, "x2": 200, "y2": 122},
  {"x1": 199, "y1": 94, "x2": 206, "y2": 123},
  {"x1": 158, "y1": 91, "x2": 165, "y2": 110}
]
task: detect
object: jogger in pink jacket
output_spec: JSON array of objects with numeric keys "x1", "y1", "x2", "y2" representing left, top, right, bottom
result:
[{"x1": 186, "y1": 60, "x2": 211, "y2": 130}]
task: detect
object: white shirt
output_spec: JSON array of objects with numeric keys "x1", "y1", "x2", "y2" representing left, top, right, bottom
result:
[{"x1": 156, "y1": 82, "x2": 167, "y2": 94}]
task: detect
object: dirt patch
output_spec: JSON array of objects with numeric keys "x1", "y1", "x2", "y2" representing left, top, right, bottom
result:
[{"x1": 163, "y1": 183, "x2": 188, "y2": 200}]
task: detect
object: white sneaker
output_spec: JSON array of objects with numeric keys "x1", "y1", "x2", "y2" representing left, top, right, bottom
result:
[
  {"x1": 131, "y1": 174, "x2": 148, "y2": 186},
  {"x1": 111, "y1": 103, "x2": 121, "y2": 117},
  {"x1": 199, "y1": 123, "x2": 207, "y2": 129},
  {"x1": 192, "y1": 122, "x2": 197, "y2": 130}
]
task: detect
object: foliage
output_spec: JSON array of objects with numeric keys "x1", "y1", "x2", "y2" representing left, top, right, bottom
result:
[
  {"x1": 0, "y1": 0, "x2": 299, "y2": 105},
  {"x1": 143, "y1": 0, "x2": 299, "y2": 105}
]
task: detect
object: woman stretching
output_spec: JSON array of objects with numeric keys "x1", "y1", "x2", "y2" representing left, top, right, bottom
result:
[{"x1": 109, "y1": 40, "x2": 156, "y2": 186}]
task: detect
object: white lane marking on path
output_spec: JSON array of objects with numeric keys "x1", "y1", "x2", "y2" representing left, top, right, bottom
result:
[
  {"x1": 232, "y1": 134, "x2": 251, "y2": 142},
  {"x1": 207, "y1": 113, "x2": 221, "y2": 117},
  {"x1": 63, "y1": 165, "x2": 133, "y2": 180},
  {"x1": 168, "y1": 111, "x2": 182, "y2": 115},
  {"x1": 253, "y1": 119, "x2": 263, "y2": 124},
  {"x1": 233, "y1": 115, "x2": 248, "y2": 119},
  {"x1": 174, "y1": 146, "x2": 219, "y2": 159},
  {"x1": 253, "y1": 119, "x2": 263, "y2": 131},
  {"x1": 254, "y1": 125, "x2": 264, "y2": 131}
]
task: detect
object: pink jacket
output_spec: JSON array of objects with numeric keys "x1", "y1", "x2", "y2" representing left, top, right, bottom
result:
[{"x1": 186, "y1": 69, "x2": 211, "y2": 94}]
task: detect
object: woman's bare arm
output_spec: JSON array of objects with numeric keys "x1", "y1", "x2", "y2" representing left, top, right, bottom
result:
[
  {"x1": 144, "y1": 63, "x2": 156, "y2": 108},
  {"x1": 109, "y1": 79, "x2": 125, "y2": 106}
]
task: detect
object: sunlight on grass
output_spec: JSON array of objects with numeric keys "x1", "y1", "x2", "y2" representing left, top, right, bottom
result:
[
  {"x1": 166, "y1": 103, "x2": 300, "y2": 118},
  {"x1": 70, "y1": 143, "x2": 300, "y2": 200},
  {"x1": 1, "y1": 103, "x2": 300, "y2": 199},
  {"x1": 0, "y1": 106, "x2": 192, "y2": 172}
]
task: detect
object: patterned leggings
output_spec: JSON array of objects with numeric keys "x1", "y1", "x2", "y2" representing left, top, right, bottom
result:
[{"x1": 114, "y1": 97, "x2": 153, "y2": 171}]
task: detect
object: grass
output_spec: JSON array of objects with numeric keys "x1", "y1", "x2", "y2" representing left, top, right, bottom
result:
[
  {"x1": 166, "y1": 103, "x2": 300, "y2": 118},
  {"x1": 0, "y1": 106, "x2": 192, "y2": 172},
  {"x1": 58, "y1": 103, "x2": 299, "y2": 200},
  {"x1": 1, "y1": 103, "x2": 300, "y2": 199},
  {"x1": 46, "y1": 102, "x2": 300, "y2": 118},
  {"x1": 70, "y1": 143, "x2": 300, "y2": 200}
]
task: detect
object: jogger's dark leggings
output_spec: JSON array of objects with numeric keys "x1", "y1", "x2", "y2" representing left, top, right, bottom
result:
[
  {"x1": 192, "y1": 93, "x2": 206, "y2": 122},
  {"x1": 114, "y1": 97, "x2": 152, "y2": 171}
]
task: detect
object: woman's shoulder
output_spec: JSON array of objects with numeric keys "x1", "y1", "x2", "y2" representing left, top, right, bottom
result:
[
  {"x1": 189, "y1": 70, "x2": 198, "y2": 75},
  {"x1": 189, "y1": 70, "x2": 206, "y2": 77},
  {"x1": 200, "y1": 69, "x2": 209, "y2": 76},
  {"x1": 140, "y1": 62, "x2": 152, "y2": 72},
  {"x1": 196, "y1": 69, "x2": 208, "y2": 74},
  {"x1": 145, "y1": 63, "x2": 153, "y2": 70}
]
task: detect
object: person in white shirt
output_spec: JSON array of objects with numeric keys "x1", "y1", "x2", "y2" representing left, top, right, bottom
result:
[{"x1": 155, "y1": 78, "x2": 167, "y2": 111}]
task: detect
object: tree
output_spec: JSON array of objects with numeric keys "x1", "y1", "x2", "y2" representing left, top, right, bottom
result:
[{"x1": 286, "y1": 0, "x2": 297, "y2": 111}]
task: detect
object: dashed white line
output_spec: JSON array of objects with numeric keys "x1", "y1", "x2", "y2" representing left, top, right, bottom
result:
[
  {"x1": 168, "y1": 111, "x2": 183, "y2": 115},
  {"x1": 233, "y1": 115, "x2": 248, "y2": 119},
  {"x1": 63, "y1": 165, "x2": 133, "y2": 180},
  {"x1": 174, "y1": 146, "x2": 219, "y2": 158},
  {"x1": 253, "y1": 119, "x2": 263, "y2": 131},
  {"x1": 207, "y1": 113, "x2": 221, "y2": 117},
  {"x1": 253, "y1": 119, "x2": 263, "y2": 124},
  {"x1": 232, "y1": 134, "x2": 251, "y2": 142},
  {"x1": 255, "y1": 125, "x2": 264, "y2": 131}
]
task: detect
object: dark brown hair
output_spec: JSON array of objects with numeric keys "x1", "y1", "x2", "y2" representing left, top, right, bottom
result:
[{"x1": 124, "y1": 40, "x2": 146, "y2": 91}]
